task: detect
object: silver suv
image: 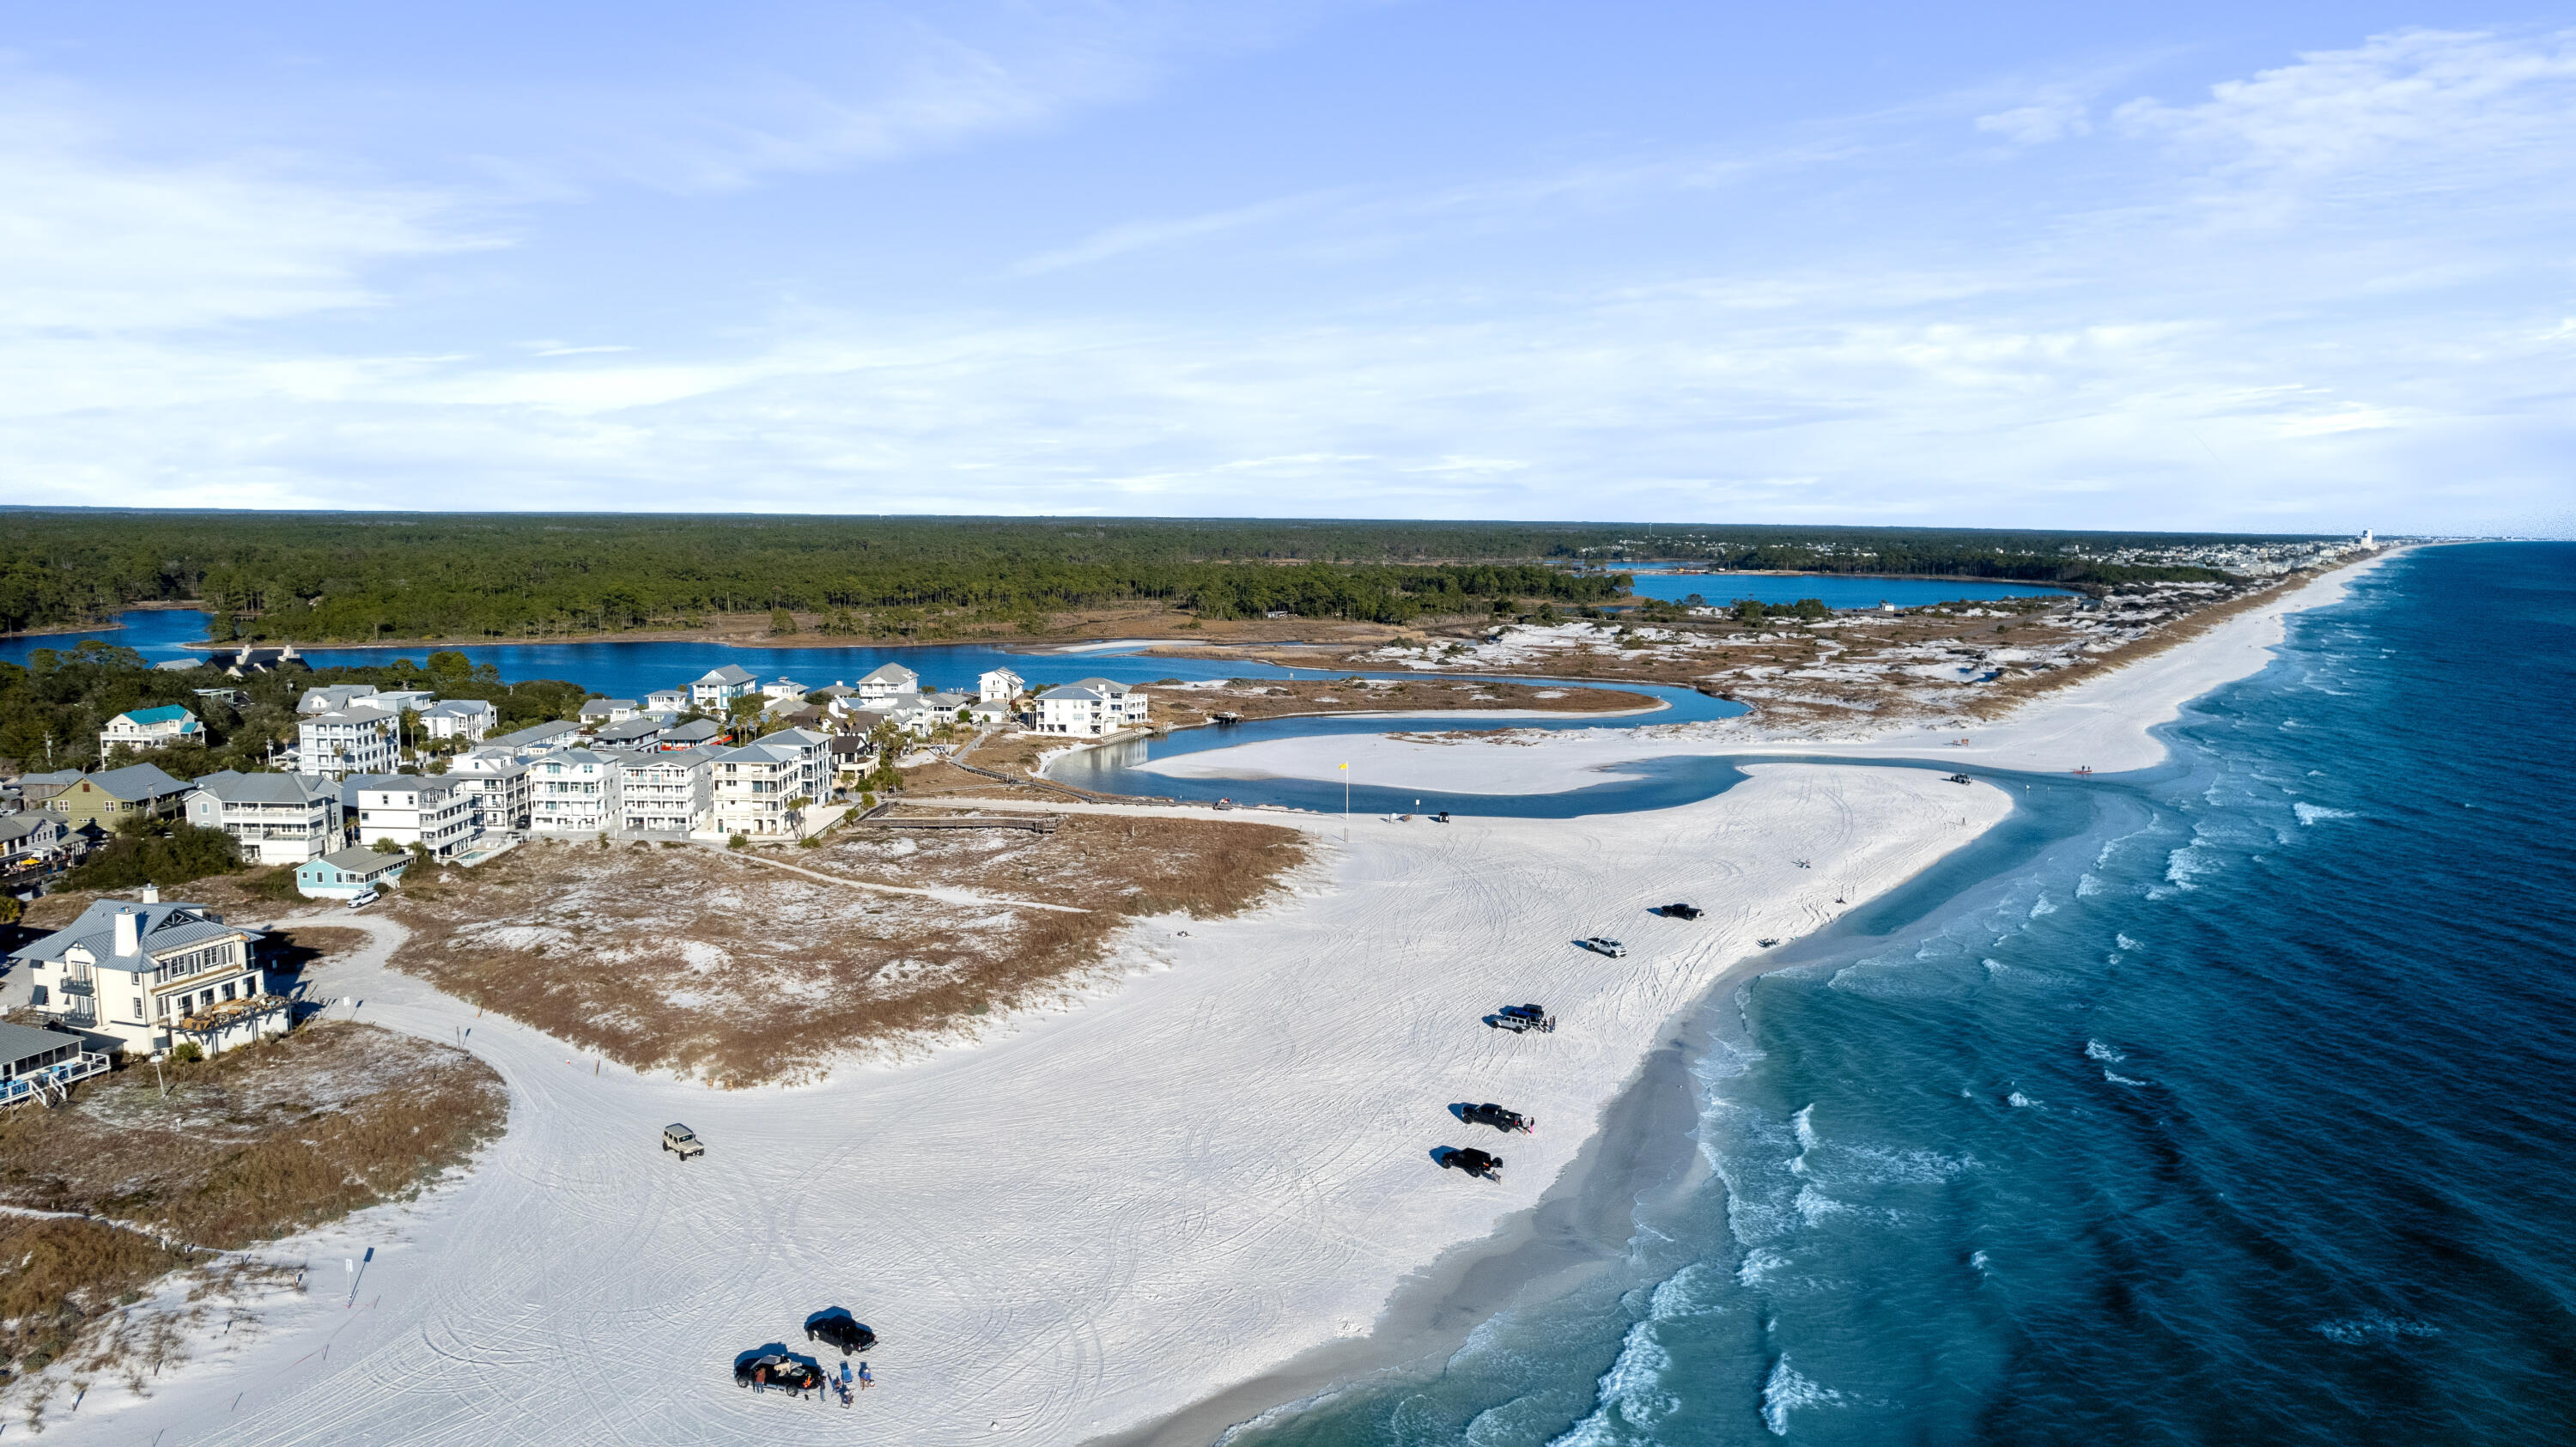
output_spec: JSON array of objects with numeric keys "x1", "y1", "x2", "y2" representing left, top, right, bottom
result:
[{"x1": 662, "y1": 1122, "x2": 704, "y2": 1159}]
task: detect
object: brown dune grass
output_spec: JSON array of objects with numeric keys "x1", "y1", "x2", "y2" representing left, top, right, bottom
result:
[
  {"x1": 388, "y1": 820, "x2": 1306, "y2": 1087},
  {"x1": 0, "y1": 1217, "x2": 195, "y2": 1382},
  {"x1": 0, "y1": 1022, "x2": 507, "y2": 1251}
]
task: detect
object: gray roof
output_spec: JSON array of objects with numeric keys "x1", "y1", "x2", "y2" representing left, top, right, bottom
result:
[
  {"x1": 0, "y1": 810, "x2": 67, "y2": 844},
  {"x1": 313, "y1": 847, "x2": 406, "y2": 874},
  {"x1": 593, "y1": 716, "x2": 666, "y2": 743},
  {"x1": 578, "y1": 697, "x2": 636, "y2": 716},
  {"x1": 1063, "y1": 677, "x2": 1134, "y2": 695},
  {"x1": 488, "y1": 720, "x2": 582, "y2": 749},
  {"x1": 77, "y1": 763, "x2": 191, "y2": 802},
  {"x1": 661, "y1": 719, "x2": 724, "y2": 744},
  {"x1": 190, "y1": 769, "x2": 332, "y2": 806},
  {"x1": 859, "y1": 663, "x2": 919, "y2": 685},
  {"x1": 0, "y1": 1022, "x2": 88, "y2": 1069},
  {"x1": 694, "y1": 664, "x2": 757, "y2": 686},
  {"x1": 421, "y1": 698, "x2": 495, "y2": 718},
  {"x1": 304, "y1": 706, "x2": 395, "y2": 727},
  {"x1": 15, "y1": 770, "x2": 82, "y2": 790},
  {"x1": 10, "y1": 899, "x2": 264, "y2": 970}
]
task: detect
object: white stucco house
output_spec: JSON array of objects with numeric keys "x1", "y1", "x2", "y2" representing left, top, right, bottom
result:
[
  {"x1": 977, "y1": 668, "x2": 1025, "y2": 704},
  {"x1": 420, "y1": 698, "x2": 498, "y2": 741},
  {"x1": 297, "y1": 707, "x2": 398, "y2": 779},
  {"x1": 1030, "y1": 678, "x2": 1151, "y2": 738},
  {"x1": 855, "y1": 663, "x2": 920, "y2": 705},
  {"x1": 527, "y1": 750, "x2": 623, "y2": 836},
  {"x1": 349, "y1": 774, "x2": 478, "y2": 858}
]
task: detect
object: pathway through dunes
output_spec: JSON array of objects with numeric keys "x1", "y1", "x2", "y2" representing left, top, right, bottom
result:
[{"x1": 82, "y1": 769, "x2": 2007, "y2": 1447}]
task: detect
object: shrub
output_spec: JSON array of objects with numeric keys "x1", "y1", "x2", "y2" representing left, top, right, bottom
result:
[
  {"x1": 168, "y1": 1043, "x2": 204, "y2": 1065},
  {"x1": 62, "y1": 821, "x2": 241, "y2": 892},
  {"x1": 252, "y1": 866, "x2": 307, "y2": 902},
  {"x1": 727, "y1": 834, "x2": 748, "y2": 850}
]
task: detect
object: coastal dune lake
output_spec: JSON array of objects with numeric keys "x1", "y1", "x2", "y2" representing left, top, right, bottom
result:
[{"x1": 1224, "y1": 542, "x2": 2576, "y2": 1446}]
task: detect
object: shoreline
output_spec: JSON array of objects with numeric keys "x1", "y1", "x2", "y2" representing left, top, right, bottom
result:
[{"x1": 1104, "y1": 547, "x2": 2404, "y2": 1446}]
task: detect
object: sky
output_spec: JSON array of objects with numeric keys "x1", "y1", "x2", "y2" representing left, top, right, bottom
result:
[{"x1": 3, "y1": 1, "x2": 2572, "y2": 533}]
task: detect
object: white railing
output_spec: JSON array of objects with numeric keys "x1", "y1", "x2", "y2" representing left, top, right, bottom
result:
[{"x1": 0, "y1": 1052, "x2": 111, "y2": 1110}]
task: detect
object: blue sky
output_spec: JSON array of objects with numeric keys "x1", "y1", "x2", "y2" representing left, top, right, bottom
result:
[{"x1": 4, "y1": 2, "x2": 2571, "y2": 532}]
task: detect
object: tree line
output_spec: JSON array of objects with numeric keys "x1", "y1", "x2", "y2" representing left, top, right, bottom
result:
[{"x1": 0, "y1": 512, "x2": 2275, "y2": 641}]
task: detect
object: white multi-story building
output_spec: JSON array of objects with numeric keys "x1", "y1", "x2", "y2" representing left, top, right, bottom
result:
[
  {"x1": 99, "y1": 706, "x2": 204, "y2": 758},
  {"x1": 448, "y1": 752, "x2": 532, "y2": 834},
  {"x1": 6, "y1": 894, "x2": 278, "y2": 1057},
  {"x1": 481, "y1": 720, "x2": 584, "y2": 759},
  {"x1": 617, "y1": 746, "x2": 717, "y2": 835},
  {"x1": 297, "y1": 707, "x2": 398, "y2": 778},
  {"x1": 351, "y1": 774, "x2": 478, "y2": 858},
  {"x1": 761, "y1": 677, "x2": 810, "y2": 702},
  {"x1": 645, "y1": 689, "x2": 690, "y2": 714},
  {"x1": 1030, "y1": 678, "x2": 1151, "y2": 738},
  {"x1": 419, "y1": 698, "x2": 497, "y2": 741},
  {"x1": 298, "y1": 684, "x2": 379, "y2": 715},
  {"x1": 707, "y1": 729, "x2": 831, "y2": 838},
  {"x1": 526, "y1": 750, "x2": 622, "y2": 836},
  {"x1": 978, "y1": 668, "x2": 1024, "y2": 703},
  {"x1": 888, "y1": 691, "x2": 976, "y2": 736},
  {"x1": 855, "y1": 664, "x2": 920, "y2": 706},
  {"x1": 184, "y1": 770, "x2": 344, "y2": 865},
  {"x1": 689, "y1": 665, "x2": 759, "y2": 708},
  {"x1": 578, "y1": 697, "x2": 640, "y2": 724}
]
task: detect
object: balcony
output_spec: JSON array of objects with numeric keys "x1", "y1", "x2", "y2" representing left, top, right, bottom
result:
[{"x1": 176, "y1": 993, "x2": 289, "y2": 1036}]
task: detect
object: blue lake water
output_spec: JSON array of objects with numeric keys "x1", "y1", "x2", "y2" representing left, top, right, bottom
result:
[
  {"x1": 0, "y1": 612, "x2": 1382, "y2": 698},
  {"x1": 1620, "y1": 570, "x2": 2069, "y2": 610},
  {"x1": 1227, "y1": 542, "x2": 2576, "y2": 1447}
]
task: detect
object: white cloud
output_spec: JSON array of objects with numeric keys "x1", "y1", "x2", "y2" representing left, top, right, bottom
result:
[
  {"x1": 1976, "y1": 96, "x2": 2093, "y2": 145},
  {"x1": 0, "y1": 88, "x2": 489, "y2": 331}
]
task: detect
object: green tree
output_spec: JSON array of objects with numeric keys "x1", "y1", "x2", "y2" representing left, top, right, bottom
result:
[{"x1": 769, "y1": 608, "x2": 798, "y2": 635}]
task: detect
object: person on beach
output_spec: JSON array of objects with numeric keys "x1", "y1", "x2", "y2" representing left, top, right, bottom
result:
[
  {"x1": 753, "y1": 1365, "x2": 767, "y2": 1394},
  {"x1": 857, "y1": 1360, "x2": 874, "y2": 1389}
]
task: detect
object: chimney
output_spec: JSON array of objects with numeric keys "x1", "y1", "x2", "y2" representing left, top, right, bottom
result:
[
  {"x1": 113, "y1": 909, "x2": 139, "y2": 958},
  {"x1": 141, "y1": 882, "x2": 159, "y2": 904}
]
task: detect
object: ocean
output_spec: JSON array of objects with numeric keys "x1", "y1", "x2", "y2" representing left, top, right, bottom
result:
[{"x1": 1227, "y1": 542, "x2": 2576, "y2": 1446}]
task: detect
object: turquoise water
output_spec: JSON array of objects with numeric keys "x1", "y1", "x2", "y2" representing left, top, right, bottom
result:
[
  {"x1": 1620, "y1": 570, "x2": 2069, "y2": 610},
  {"x1": 1224, "y1": 543, "x2": 2576, "y2": 1446}
]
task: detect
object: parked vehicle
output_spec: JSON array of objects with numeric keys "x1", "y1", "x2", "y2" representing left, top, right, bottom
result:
[
  {"x1": 1660, "y1": 903, "x2": 1702, "y2": 920},
  {"x1": 345, "y1": 889, "x2": 379, "y2": 910},
  {"x1": 733, "y1": 1349, "x2": 823, "y2": 1392},
  {"x1": 1579, "y1": 937, "x2": 1626, "y2": 958},
  {"x1": 1461, "y1": 1103, "x2": 1534, "y2": 1134},
  {"x1": 1946, "y1": 773, "x2": 1972, "y2": 784},
  {"x1": 1757, "y1": 938, "x2": 1780, "y2": 948},
  {"x1": 805, "y1": 1309, "x2": 878, "y2": 1355},
  {"x1": 662, "y1": 1122, "x2": 704, "y2": 1159},
  {"x1": 1488, "y1": 1003, "x2": 1556, "y2": 1034},
  {"x1": 1443, "y1": 1147, "x2": 1504, "y2": 1180}
]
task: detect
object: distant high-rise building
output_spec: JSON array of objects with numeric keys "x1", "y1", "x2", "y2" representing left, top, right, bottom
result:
[{"x1": 2362, "y1": 528, "x2": 2375, "y2": 546}]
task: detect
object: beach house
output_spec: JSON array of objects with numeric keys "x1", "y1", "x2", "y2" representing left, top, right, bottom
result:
[
  {"x1": 855, "y1": 663, "x2": 920, "y2": 705},
  {"x1": 98, "y1": 705, "x2": 203, "y2": 758},
  {"x1": 690, "y1": 665, "x2": 759, "y2": 708},
  {"x1": 50, "y1": 763, "x2": 193, "y2": 830},
  {"x1": 1031, "y1": 678, "x2": 1151, "y2": 738},
  {"x1": 0, "y1": 811, "x2": 73, "y2": 874},
  {"x1": 978, "y1": 668, "x2": 1025, "y2": 703},
  {"x1": 707, "y1": 729, "x2": 831, "y2": 837},
  {"x1": 420, "y1": 698, "x2": 497, "y2": 742},
  {"x1": 296, "y1": 847, "x2": 410, "y2": 901},
  {"x1": 578, "y1": 698, "x2": 641, "y2": 725},
  {"x1": 185, "y1": 770, "x2": 344, "y2": 865},
  {"x1": 297, "y1": 706, "x2": 398, "y2": 778},
  {"x1": 350, "y1": 774, "x2": 478, "y2": 858},
  {"x1": 298, "y1": 684, "x2": 379, "y2": 715},
  {"x1": 448, "y1": 752, "x2": 532, "y2": 834},
  {"x1": 527, "y1": 750, "x2": 622, "y2": 835},
  {"x1": 481, "y1": 720, "x2": 585, "y2": 759},
  {"x1": 617, "y1": 746, "x2": 717, "y2": 835},
  {"x1": 6, "y1": 892, "x2": 277, "y2": 1057}
]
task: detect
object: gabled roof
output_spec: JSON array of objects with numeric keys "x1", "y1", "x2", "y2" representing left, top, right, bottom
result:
[
  {"x1": 421, "y1": 698, "x2": 495, "y2": 717},
  {"x1": 694, "y1": 664, "x2": 758, "y2": 686},
  {"x1": 190, "y1": 769, "x2": 333, "y2": 806},
  {"x1": 0, "y1": 810, "x2": 68, "y2": 843},
  {"x1": 304, "y1": 706, "x2": 395, "y2": 727},
  {"x1": 1063, "y1": 677, "x2": 1135, "y2": 695},
  {"x1": 578, "y1": 697, "x2": 637, "y2": 716},
  {"x1": 858, "y1": 664, "x2": 919, "y2": 685},
  {"x1": 10, "y1": 899, "x2": 262, "y2": 969},
  {"x1": 661, "y1": 719, "x2": 724, "y2": 743},
  {"x1": 76, "y1": 763, "x2": 190, "y2": 802},
  {"x1": 593, "y1": 716, "x2": 667, "y2": 742}
]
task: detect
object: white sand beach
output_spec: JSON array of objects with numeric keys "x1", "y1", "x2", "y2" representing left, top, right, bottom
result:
[{"x1": 55, "y1": 554, "x2": 2390, "y2": 1447}]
